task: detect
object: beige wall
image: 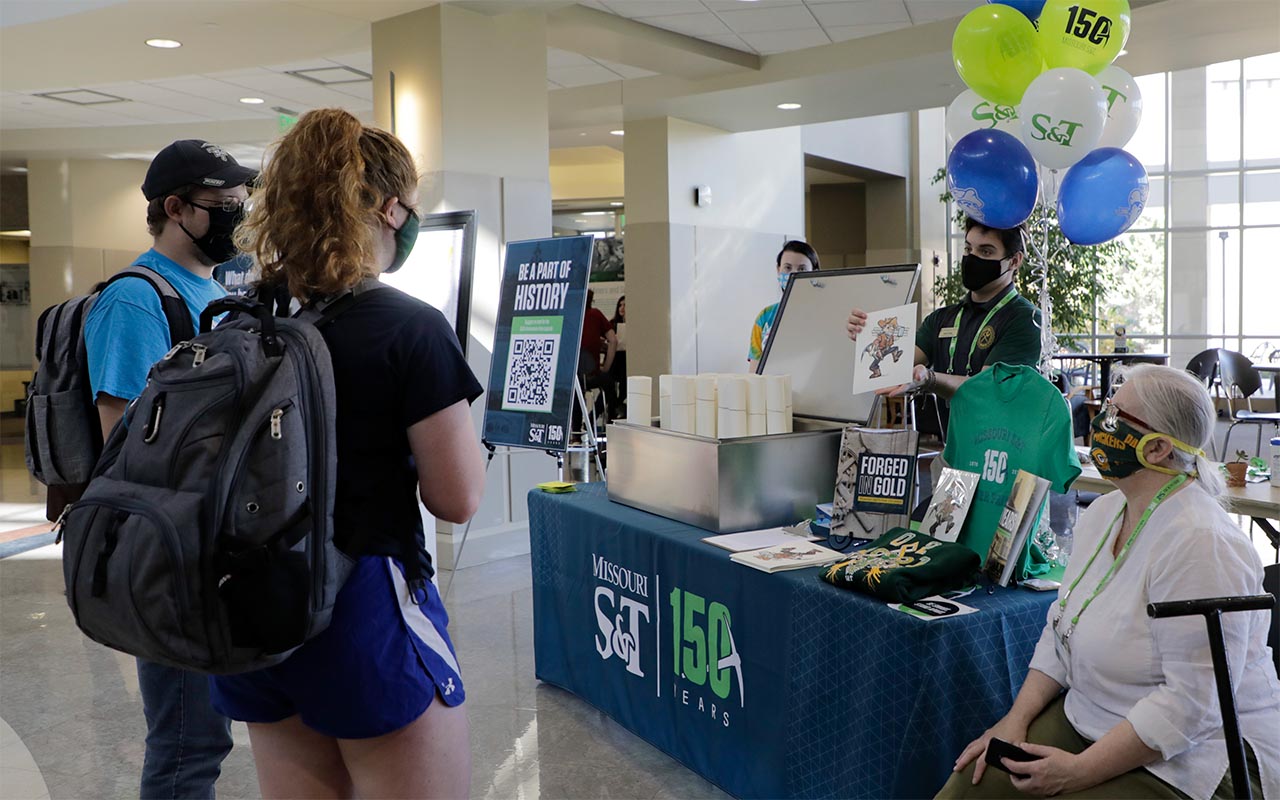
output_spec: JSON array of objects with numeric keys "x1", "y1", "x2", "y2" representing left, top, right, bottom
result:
[
  {"x1": 625, "y1": 117, "x2": 805, "y2": 396},
  {"x1": 808, "y1": 183, "x2": 867, "y2": 267},
  {"x1": 0, "y1": 239, "x2": 28, "y2": 264}
]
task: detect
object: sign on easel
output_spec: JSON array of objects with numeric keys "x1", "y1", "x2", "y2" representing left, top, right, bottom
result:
[{"x1": 482, "y1": 235, "x2": 594, "y2": 453}]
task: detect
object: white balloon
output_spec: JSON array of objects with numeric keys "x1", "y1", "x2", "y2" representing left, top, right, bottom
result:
[
  {"x1": 1018, "y1": 68, "x2": 1108, "y2": 170},
  {"x1": 945, "y1": 89, "x2": 1021, "y2": 152},
  {"x1": 1095, "y1": 65, "x2": 1144, "y2": 149}
]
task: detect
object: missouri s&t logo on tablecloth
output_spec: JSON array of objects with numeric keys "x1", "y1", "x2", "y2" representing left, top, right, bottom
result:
[{"x1": 593, "y1": 554, "x2": 650, "y2": 678}]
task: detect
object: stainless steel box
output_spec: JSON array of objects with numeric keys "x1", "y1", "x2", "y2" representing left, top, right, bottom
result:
[
  {"x1": 603, "y1": 264, "x2": 920, "y2": 533},
  {"x1": 606, "y1": 422, "x2": 842, "y2": 532}
]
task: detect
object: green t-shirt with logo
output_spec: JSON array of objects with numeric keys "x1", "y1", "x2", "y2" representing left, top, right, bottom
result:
[{"x1": 943, "y1": 363, "x2": 1081, "y2": 562}]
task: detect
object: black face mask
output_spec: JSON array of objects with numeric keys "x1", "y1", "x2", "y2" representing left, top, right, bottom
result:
[
  {"x1": 960, "y1": 253, "x2": 1013, "y2": 292},
  {"x1": 181, "y1": 201, "x2": 244, "y2": 265}
]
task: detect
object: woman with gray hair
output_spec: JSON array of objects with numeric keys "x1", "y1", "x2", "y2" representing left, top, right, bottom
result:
[{"x1": 939, "y1": 365, "x2": 1279, "y2": 799}]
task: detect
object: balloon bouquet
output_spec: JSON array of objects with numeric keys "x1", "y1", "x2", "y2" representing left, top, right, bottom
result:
[{"x1": 946, "y1": 0, "x2": 1147, "y2": 373}]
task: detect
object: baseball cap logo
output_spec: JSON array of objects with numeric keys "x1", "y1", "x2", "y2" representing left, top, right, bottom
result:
[{"x1": 201, "y1": 142, "x2": 229, "y2": 161}]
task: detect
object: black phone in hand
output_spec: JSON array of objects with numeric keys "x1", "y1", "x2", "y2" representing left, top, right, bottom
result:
[{"x1": 985, "y1": 738, "x2": 1037, "y2": 779}]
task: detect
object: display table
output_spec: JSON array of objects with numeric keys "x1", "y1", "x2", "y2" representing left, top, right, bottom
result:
[
  {"x1": 529, "y1": 484, "x2": 1055, "y2": 799},
  {"x1": 1050, "y1": 352, "x2": 1169, "y2": 400}
]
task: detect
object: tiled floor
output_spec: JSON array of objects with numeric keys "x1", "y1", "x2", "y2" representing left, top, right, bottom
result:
[{"x1": 0, "y1": 541, "x2": 729, "y2": 800}]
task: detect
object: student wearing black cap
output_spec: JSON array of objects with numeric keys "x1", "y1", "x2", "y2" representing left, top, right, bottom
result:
[{"x1": 83, "y1": 139, "x2": 255, "y2": 799}]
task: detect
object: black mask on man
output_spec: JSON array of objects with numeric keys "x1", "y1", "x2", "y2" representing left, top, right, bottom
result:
[
  {"x1": 181, "y1": 201, "x2": 244, "y2": 265},
  {"x1": 960, "y1": 253, "x2": 1014, "y2": 292}
]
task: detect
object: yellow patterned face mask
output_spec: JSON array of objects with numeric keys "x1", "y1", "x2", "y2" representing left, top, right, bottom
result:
[{"x1": 1090, "y1": 400, "x2": 1204, "y2": 479}]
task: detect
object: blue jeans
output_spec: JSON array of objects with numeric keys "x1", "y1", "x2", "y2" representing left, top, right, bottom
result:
[{"x1": 137, "y1": 659, "x2": 233, "y2": 799}]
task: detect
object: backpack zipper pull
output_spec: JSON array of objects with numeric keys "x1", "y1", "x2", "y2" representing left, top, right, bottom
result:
[
  {"x1": 162, "y1": 342, "x2": 188, "y2": 361},
  {"x1": 270, "y1": 408, "x2": 284, "y2": 440},
  {"x1": 53, "y1": 503, "x2": 71, "y2": 545},
  {"x1": 191, "y1": 344, "x2": 208, "y2": 367}
]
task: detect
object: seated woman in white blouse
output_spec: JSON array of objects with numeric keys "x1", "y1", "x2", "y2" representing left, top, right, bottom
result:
[{"x1": 939, "y1": 365, "x2": 1279, "y2": 800}]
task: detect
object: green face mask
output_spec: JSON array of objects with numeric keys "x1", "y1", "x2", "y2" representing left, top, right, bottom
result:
[
  {"x1": 1089, "y1": 401, "x2": 1204, "y2": 480},
  {"x1": 387, "y1": 203, "x2": 418, "y2": 274}
]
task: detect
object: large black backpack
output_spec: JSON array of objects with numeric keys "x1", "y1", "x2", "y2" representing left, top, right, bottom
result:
[
  {"x1": 58, "y1": 292, "x2": 372, "y2": 674},
  {"x1": 25, "y1": 266, "x2": 195, "y2": 519}
]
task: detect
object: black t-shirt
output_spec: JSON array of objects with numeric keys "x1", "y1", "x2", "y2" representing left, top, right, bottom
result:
[{"x1": 320, "y1": 287, "x2": 483, "y2": 578}]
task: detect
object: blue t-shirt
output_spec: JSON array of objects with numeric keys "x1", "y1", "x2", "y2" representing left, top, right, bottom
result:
[{"x1": 85, "y1": 249, "x2": 228, "y2": 402}]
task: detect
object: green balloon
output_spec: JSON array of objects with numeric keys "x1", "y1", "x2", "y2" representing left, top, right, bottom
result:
[
  {"x1": 953, "y1": 6, "x2": 1044, "y2": 107},
  {"x1": 1038, "y1": 0, "x2": 1131, "y2": 75}
]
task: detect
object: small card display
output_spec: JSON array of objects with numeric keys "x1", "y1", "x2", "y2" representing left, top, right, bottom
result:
[
  {"x1": 891, "y1": 595, "x2": 980, "y2": 621},
  {"x1": 851, "y1": 303, "x2": 917, "y2": 395},
  {"x1": 920, "y1": 468, "x2": 981, "y2": 543}
]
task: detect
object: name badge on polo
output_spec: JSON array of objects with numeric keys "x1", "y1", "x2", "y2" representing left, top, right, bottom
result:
[{"x1": 939, "y1": 327, "x2": 959, "y2": 339}]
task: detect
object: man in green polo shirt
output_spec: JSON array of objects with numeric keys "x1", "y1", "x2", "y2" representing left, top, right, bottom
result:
[{"x1": 847, "y1": 218, "x2": 1040, "y2": 409}]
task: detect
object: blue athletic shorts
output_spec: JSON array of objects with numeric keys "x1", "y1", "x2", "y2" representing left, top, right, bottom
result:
[{"x1": 210, "y1": 555, "x2": 465, "y2": 739}]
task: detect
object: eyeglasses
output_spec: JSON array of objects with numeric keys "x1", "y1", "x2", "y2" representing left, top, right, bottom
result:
[
  {"x1": 186, "y1": 197, "x2": 246, "y2": 213},
  {"x1": 1099, "y1": 399, "x2": 1155, "y2": 433}
]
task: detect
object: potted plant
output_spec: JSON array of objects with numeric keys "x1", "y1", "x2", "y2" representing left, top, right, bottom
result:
[{"x1": 1225, "y1": 450, "x2": 1249, "y2": 487}]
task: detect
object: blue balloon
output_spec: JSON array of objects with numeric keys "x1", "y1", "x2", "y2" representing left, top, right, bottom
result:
[
  {"x1": 947, "y1": 129, "x2": 1039, "y2": 230},
  {"x1": 986, "y1": 0, "x2": 1047, "y2": 22},
  {"x1": 1057, "y1": 147, "x2": 1149, "y2": 246}
]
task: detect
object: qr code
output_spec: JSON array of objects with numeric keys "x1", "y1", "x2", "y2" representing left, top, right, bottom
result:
[{"x1": 502, "y1": 334, "x2": 560, "y2": 413}]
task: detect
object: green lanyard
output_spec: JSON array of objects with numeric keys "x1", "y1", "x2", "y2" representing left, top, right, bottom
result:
[
  {"x1": 1052, "y1": 473, "x2": 1188, "y2": 651},
  {"x1": 947, "y1": 290, "x2": 1017, "y2": 375}
]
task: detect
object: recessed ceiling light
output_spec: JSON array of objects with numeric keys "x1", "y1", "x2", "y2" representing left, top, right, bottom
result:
[
  {"x1": 579, "y1": 132, "x2": 588, "y2": 136},
  {"x1": 145, "y1": 38, "x2": 182, "y2": 49},
  {"x1": 583, "y1": 211, "x2": 609, "y2": 216},
  {"x1": 10, "y1": 166, "x2": 28, "y2": 174},
  {"x1": 610, "y1": 201, "x2": 624, "y2": 207},
  {"x1": 239, "y1": 97, "x2": 265, "y2": 105},
  {"x1": 610, "y1": 129, "x2": 625, "y2": 136},
  {"x1": 0, "y1": 229, "x2": 31, "y2": 238},
  {"x1": 777, "y1": 102, "x2": 802, "y2": 110}
]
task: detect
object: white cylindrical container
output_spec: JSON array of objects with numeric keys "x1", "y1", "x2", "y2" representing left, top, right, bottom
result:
[
  {"x1": 717, "y1": 377, "x2": 748, "y2": 439},
  {"x1": 782, "y1": 374, "x2": 794, "y2": 433},
  {"x1": 1271, "y1": 437, "x2": 1280, "y2": 488},
  {"x1": 766, "y1": 410, "x2": 788, "y2": 436},
  {"x1": 765, "y1": 374, "x2": 787, "y2": 413},
  {"x1": 626, "y1": 377, "x2": 652, "y2": 426},
  {"x1": 695, "y1": 375, "x2": 718, "y2": 438},
  {"x1": 669, "y1": 376, "x2": 695, "y2": 434},
  {"x1": 659, "y1": 375, "x2": 673, "y2": 430}
]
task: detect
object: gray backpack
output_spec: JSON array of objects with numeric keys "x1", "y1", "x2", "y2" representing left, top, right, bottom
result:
[
  {"x1": 58, "y1": 291, "x2": 368, "y2": 674},
  {"x1": 26, "y1": 266, "x2": 196, "y2": 518}
]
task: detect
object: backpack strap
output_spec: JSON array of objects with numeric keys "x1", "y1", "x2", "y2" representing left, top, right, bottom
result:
[
  {"x1": 295, "y1": 278, "x2": 387, "y2": 328},
  {"x1": 104, "y1": 265, "x2": 197, "y2": 347}
]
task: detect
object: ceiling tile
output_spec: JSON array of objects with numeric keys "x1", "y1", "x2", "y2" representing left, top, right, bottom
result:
[
  {"x1": 328, "y1": 52, "x2": 372, "y2": 73},
  {"x1": 593, "y1": 59, "x2": 659, "y2": 79},
  {"x1": 641, "y1": 12, "x2": 732, "y2": 36},
  {"x1": 576, "y1": 0, "x2": 610, "y2": 10},
  {"x1": 703, "y1": 0, "x2": 804, "y2": 9},
  {"x1": 736, "y1": 27, "x2": 831, "y2": 53},
  {"x1": 548, "y1": 47, "x2": 598, "y2": 68},
  {"x1": 903, "y1": 0, "x2": 982, "y2": 24},
  {"x1": 599, "y1": 0, "x2": 708, "y2": 18},
  {"x1": 328, "y1": 81, "x2": 374, "y2": 103},
  {"x1": 547, "y1": 64, "x2": 623, "y2": 88},
  {"x1": 807, "y1": 0, "x2": 909, "y2": 27},
  {"x1": 700, "y1": 33, "x2": 755, "y2": 52},
  {"x1": 825, "y1": 21, "x2": 912, "y2": 41},
  {"x1": 548, "y1": 79, "x2": 564, "y2": 90},
  {"x1": 715, "y1": 4, "x2": 821, "y2": 33}
]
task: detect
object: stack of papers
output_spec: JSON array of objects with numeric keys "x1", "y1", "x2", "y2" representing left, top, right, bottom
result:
[{"x1": 702, "y1": 527, "x2": 821, "y2": 553}]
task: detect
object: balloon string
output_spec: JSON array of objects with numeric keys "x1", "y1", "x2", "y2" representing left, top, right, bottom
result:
[{"x1": 1026, "y1": 199, "x2": 1058, "y2": 380}]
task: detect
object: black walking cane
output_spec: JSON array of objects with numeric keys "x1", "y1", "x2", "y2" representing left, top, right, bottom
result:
[{"x1": 1148, "y1": 594, "x2": 1275, "y2": 800}]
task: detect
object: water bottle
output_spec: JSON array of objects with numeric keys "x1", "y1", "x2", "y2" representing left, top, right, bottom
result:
[{"x1": 1271, "y1": 437, "x2": 1280, "y2": 488}]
